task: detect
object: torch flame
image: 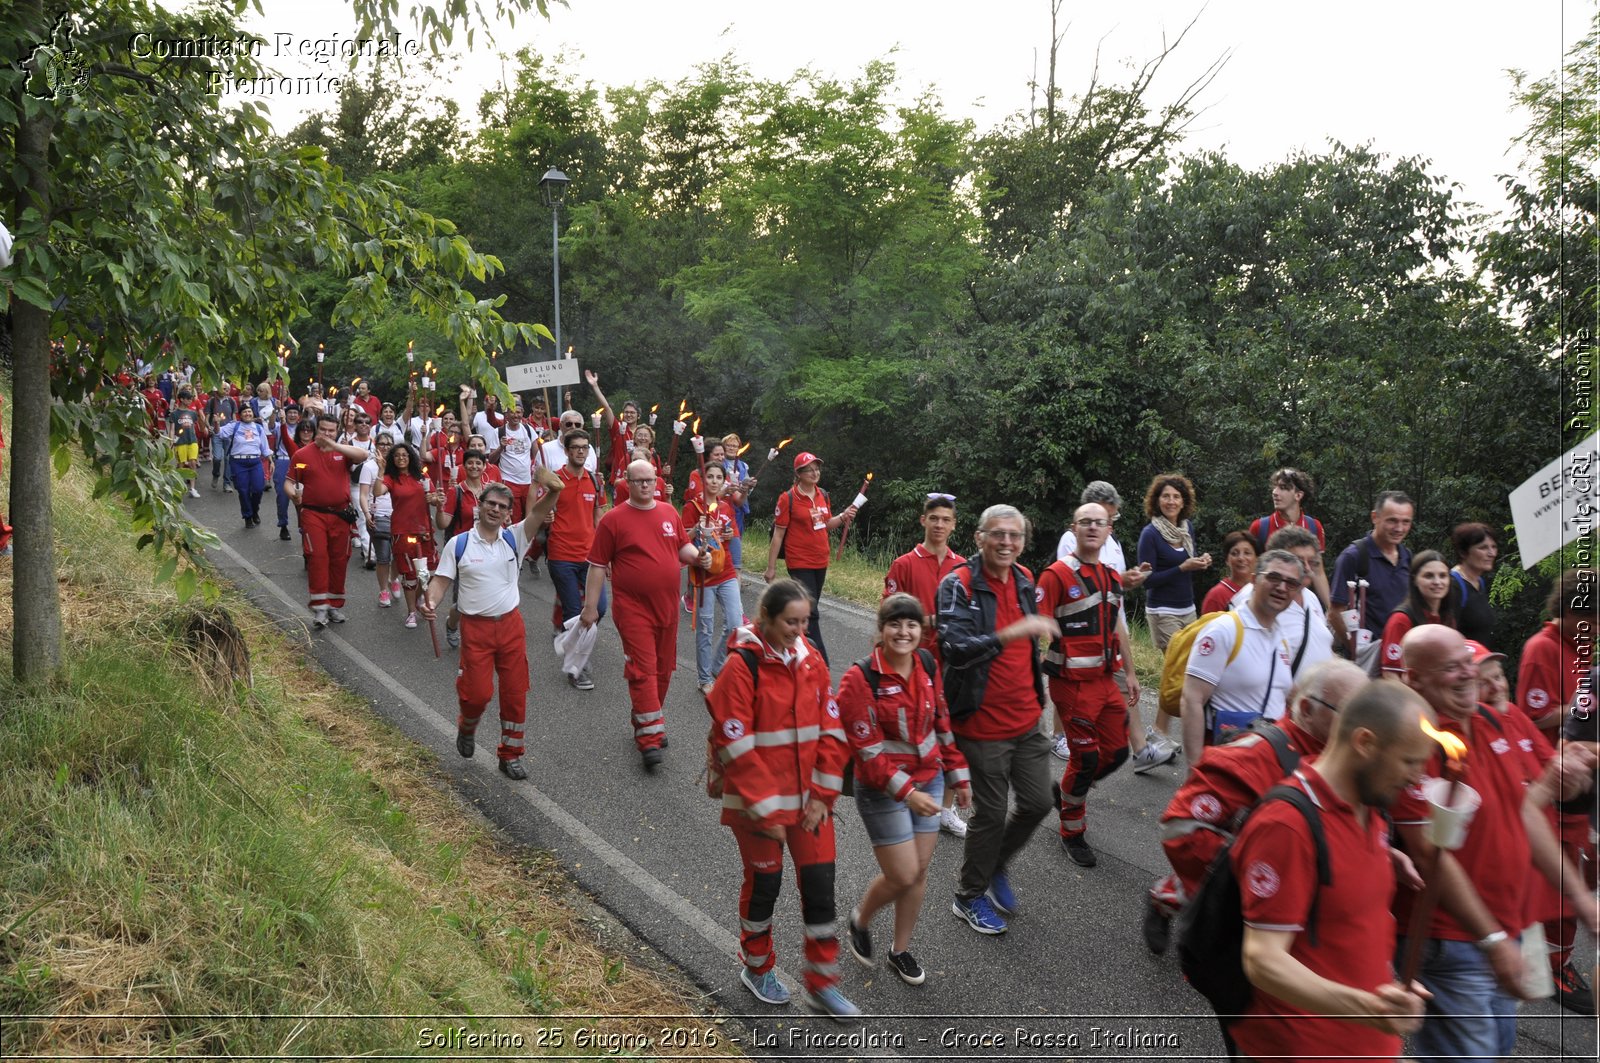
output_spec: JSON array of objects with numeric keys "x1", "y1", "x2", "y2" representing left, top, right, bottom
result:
[
  {"x1": 650, "y1": 404, "x2": 659, "y2": 414},
  {"x1": 594, "y1": 407, "x2": 604, "y2": 417},
  {"x1": 865, "y1": 472, "x2": 874, "y2": 482},
  {"x1": 737, "y1": 443, "x2": 750, "y2": 456},
  {"x1": 1420, "y1": 717, "x2": 1467, "y2": 763},
  {"x1": 351, "y1": 376, "x2": 362, "y2": 386},
  {"x1": 566, "y1": 345, "x2": 574, "y2": 356},
  {"x1": 408, "y1": 340, "x2": 414, "y2": 350},
  {"x1": 777, "y1": 437, "x2": 793, "y2": 450},
  {"x1": 436, "y1": 403, "x2": 446, "y2": 415},
  {"x1": 692, "y1": 417, "x2": 701, "y2": 434}
]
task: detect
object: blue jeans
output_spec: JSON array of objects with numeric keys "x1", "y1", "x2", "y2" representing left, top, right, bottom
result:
[
  {"x1": 695, "y1": 578, "x2": 743, "y2": 685},
  {"x1": 273, "y1": 455, "x2": 292, "y2": 528},
  {"x1": 229, "y1": 456, "x2": 265, "y2": 521},
  {"x1": 1397, "y1": 935, "x2": 1517, "y2": 1063},
  {"x1": 547, "y1": 559, "x2": 607, "y2": 630},
  {"x1": 211, "y1": 433, "x2": 232, "y2": 485}
]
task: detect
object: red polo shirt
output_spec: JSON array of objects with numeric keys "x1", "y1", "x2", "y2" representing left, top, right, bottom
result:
[
  {"x1": 885, "y1": 543, "x2": 965, "y2": 660},
  {"x1": 1517, "y1": 621, "x2": 1586, "y2": 730},
  {"x1": 774, "y1": 486, "x2": 832, "y2": 569},
  {"x1": 353, "y1": 394, "x2": 381, "y2": 424},
  {"x1": 288, "y1": 443, "x2": 354, "y2": 508},
  {"x1": 547, "y1": 467, "x2": 603, "y2": 563},
  {"x1": 953, "y1": 566, "x2": 1041, "y2": 742},
  {"x1": 1392, "y1": 706, "x2": 1549, "y2": 941},
  {"x1": 1231, "y1": 766, "x2": 1400, "y2": 1063}
]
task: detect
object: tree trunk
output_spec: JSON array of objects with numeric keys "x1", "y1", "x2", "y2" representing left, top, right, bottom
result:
[{"x1": 11, "y1": 82, "x2": 61, "y2": 684}]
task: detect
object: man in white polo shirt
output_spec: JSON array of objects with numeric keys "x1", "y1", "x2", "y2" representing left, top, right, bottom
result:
[
  {"x1": 1229, "y1": 525, "x2": 1335, "y2": 682},
  {"x1": 540, "y1": 409, "x2": 599, "y2": 473},
  {"x1": 1179, "y1": 548, "x2": 1300, "y2": 763},
  {"x1": 420, "y1": 465, "x2": 563, "y2": 782}
]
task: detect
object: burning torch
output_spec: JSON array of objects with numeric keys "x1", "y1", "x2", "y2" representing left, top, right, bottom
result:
[{"x1": 836, "y1": 472, "x2": 872, "y2": 560}]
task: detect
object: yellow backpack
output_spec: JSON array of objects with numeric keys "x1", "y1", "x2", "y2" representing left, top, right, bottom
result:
[{"x1": 1156, "y1": 610, "x2": 1244, "y2": 717}]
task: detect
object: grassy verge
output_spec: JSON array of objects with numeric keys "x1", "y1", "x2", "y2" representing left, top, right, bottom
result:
[
  {"x1": 0, "y1": 408, "x2": 735, "y2": 1056},
  {"x1": 744, "y1": 527, "x2": 1167, "y2": 686}
]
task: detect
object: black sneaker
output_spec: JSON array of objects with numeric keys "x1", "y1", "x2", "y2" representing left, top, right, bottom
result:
[
  {"x1": 498, "y1": 757, "x2": 528, "y2": 781},
  {"x1": 1142, "y1": 898, "x2": 1171, "y2": 955},
  {"x1": 278, "y1": 527, "x2": 291, "y2": 541},
  {"x1": 1062, "y1": 833, "x2": 1097, "y2": 867},
  {"x1": 641, "y1": 746, "x2": 664, "y2": 771},
  {"x1": 1555, "y1": 959, "x2": 1595, "y2": 1014},
  {"x1": 847, "y1": 913, "x2": 872, "y2": 967},
  {"x1": 456, "y1": 730, "x2": 475, "y2": 758},
  {"x1": 887, "y1": 949, "x2": 925, "y2": 986}
]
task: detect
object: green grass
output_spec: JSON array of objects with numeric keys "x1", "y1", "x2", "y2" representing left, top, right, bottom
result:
[
  {"x1": 744, "y1": 527, "x2": 1167, "y2": 686},
  {"x1": 0, "y1": 409, "x2": 726, "y2": 1057}
]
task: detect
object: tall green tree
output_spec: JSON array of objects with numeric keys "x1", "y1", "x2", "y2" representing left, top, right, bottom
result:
[{"x1": 1, "y1": 0, "x2": 550, "y2": 683}]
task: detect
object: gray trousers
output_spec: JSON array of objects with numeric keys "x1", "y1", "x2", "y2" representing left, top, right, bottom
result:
[{"x1": 953, "y1": 728, "x2": 1054, "y2": 900}]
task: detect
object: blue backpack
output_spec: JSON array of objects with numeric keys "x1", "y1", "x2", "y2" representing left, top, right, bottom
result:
[{"x1": 451, "y1": 528, "x2": 520, "y2": 565}]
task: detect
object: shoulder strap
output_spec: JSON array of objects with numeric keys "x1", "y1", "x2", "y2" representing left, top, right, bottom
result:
[
  {"x1": 501, "y1": 529, "x2": 518, "y2": 553},
  {"x1": 1290, "y1": 600, "x2": 1311, "y2": 675},
  {"x1": 452, "y1": 532, "x2": 468, "y2": 564},
  {"x1": 1259, "y1": 783, "x2": 1330, "y2": 945},
  {"x1": 1474, "y1": 705, "x2": 1504, "y2": 734},
  {"x1": 916, "y1": 648, "x2": 937, "y2": 678},
  {"x1": 1255, "y1": 723, "x2": 1301, "y2": 777},
  {"x1": 1228, "y1": 611, "x2": 1245, "y2": 666},
  {"x1": 854, "y1": 657, "x2": 881, "y2": 698},
  {"x1": 1251, "y1": 516, "x2": 1270, "y2": 550},
  {"x1": 1353, "y1": 537, "x2": 1371, "y2": 581},
  {"x1": 1452, "y1": 569, "x2": 1471, "y2": 609},
  {"x1": 735, "y1": 646, "x2": 762, "y2": 695}
]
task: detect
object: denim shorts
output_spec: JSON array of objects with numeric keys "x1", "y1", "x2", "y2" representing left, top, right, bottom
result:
[
  {"x1": 854, "y1": 772, "x2": 944, "y2": 847},
  {"x1": 371, "y1": 517, "x2": 393, "y2": 565}
]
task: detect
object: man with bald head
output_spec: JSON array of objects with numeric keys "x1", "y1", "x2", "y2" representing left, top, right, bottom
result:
[
  {"x1": 583, "y1": 458, "x2": 712, "y2": 770},
  {"x1": 1144, "y1": 658, "x2": 1368, "y2": 954},
  {"x1": 1038, "y1": 502, "x2": 1140, "y2": 867},
  {"x1": 1229, "y1": 680, "x2": 1435, "y2": 1063},
  {"x1": 1393, "y1": 625, "x2": 1598, "y2": 1062}
]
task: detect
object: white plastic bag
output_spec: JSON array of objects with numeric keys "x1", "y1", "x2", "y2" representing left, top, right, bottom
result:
[{"x1": 553, "y1": 615, "x2": 598, "y2": 679}]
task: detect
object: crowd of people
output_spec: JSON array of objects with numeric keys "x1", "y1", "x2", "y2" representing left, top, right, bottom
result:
[{"x1": 115, "y1": 359, "x2": 1600, "y2": 1052}]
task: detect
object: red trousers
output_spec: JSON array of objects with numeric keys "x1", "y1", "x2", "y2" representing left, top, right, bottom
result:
[
  {"x1": 1539, "y1": 811, "x2": 1597, "y2": 969},
  {"x1": 1052, "y1": 675, "x2": 1128, "y2": 837},
  {"x1": 614, "y1": 593, "x2": 676, "y2": 751},
  {"x1": 507, "y1": 480, "x2": 530, "y2": 524},
  {"x1": 456, "y1": 609, "x2": 529, "y2": 762},
  {"x1": 731, "y1": 819, "x2": 841, "y2": 993},
  {"x1": 302, "y1": 508, "x2": 353, "y2": 608}
]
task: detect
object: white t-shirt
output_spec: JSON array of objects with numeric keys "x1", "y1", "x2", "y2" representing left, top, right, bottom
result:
[
  {"x1": 360, "y1": 459, "x2": 392, "y2": 520},
  {"x1": 403, "y1": 415, "x2": 429, "y2": 452},
  {"x1": 1185, "y1": 605, "x2": 1292, "y2": 725},
  {"x1": 471, "y1": 411, "x2": 503, "y2": 452},
  {"x1": 540, "y1": 438, "x2": 598, "y2": 474},
  {"x1": 1230, "y1": 584, "x2": 1333, "y2": 679},
  {"x1": 373, "y1": 420, "x2": 406, "y2": 446},
  {"x1": 497, "y1": 422, "x2": 537, "y2": 485},
  {"x1": 437, "y1": 523, "x2": 532, "y2": 617}
]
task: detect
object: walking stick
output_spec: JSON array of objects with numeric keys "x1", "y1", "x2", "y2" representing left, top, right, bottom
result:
[{"x1": 416, "y1": 557, "x2": 442, "y2": 658}]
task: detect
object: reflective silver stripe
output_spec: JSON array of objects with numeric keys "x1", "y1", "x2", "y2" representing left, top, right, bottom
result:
[
  {"x1": 812, "y1": 770, "x2": 844, "y2": 791},
  {"x1": 805, "y1": 960, "x2": 841, "y2": 977},
  {"x1": 740, "y1": 793, "x2": 805, "y2": 818},
  {"x1": 740, "y1": 918, "x2": 772, "y2": 933},
  {"x1": 635, "y1": 723, "x2": 666, "y2": 736},
  {"x1": 633, "y1": 710, "x2": 664, "y2": 724},
  {"x1": 1160, "y1": 818, "x2": 1231, "y2": 843},
  {"x1": 855, "y1": 741, "x2": 887, "y2": 760},
  {"x1": 803, "y1": 920, "x2": 838, "y2": 939},
  {"x1": 916, "y1": 733, "x2": 937, "y2": 758},
  {"x1": 752, "y1": 725, "x2": 821, "y2": 746},
  {"x1": 947, "y1": 767, "x2": 971, "y2": 785},
  {"x1": 1066, "y1": 654, "x2": 1108, "y2": 668},
  {"x1": 740, "y1": 948, "x2": 770, "y2": 966},
  {"x1": 1055, "y1": 593, "x2": 1104, "y2": 616},
  {"x1": 886, "y1": 770, "x2": 913, "y2": 796},
  {"x1": 881, "y1": 739, "x2": 919, "y2": 755},
  {"x1": 719, "y1": 735, "x2": 757, "y2": 762},
  {"x1": 822, "y1": 725, "x2": 847, "y2": 742}
]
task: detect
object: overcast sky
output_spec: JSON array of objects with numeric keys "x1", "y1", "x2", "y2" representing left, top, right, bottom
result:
[{"x1": 241, "y1": 0, "x2": 1589, "y2": 218}]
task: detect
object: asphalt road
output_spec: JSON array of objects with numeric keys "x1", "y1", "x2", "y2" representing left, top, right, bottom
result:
[{"x1": 191, "y1": 483, "x2": 1593, "y2": 1062}]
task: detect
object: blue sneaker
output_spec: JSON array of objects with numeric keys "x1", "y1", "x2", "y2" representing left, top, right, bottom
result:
[
  {"x1": 802, "y1": 984, "x2": 863, "y2": 1022},
  {"x1": 986, "y1": 869, "x2": 1016, "y2": 916},
  {"x1": 951, "y1": 894, "x2": 1008, "y2": 935},
  {"x1": 740, "y1": 966, "x2": 790, "y2": 1006}
]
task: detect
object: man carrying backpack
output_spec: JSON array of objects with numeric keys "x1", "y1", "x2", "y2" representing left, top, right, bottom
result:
[
  {"x1": 419, "y1": 468, "x2": 564, "y2": 782},
  {"x1": 1224, "y1": 681, "x2": 1434, "y2": 1062}
]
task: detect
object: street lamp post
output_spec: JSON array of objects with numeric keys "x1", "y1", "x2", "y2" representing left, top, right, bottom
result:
[{"x1": 539, "y1": 167, "x2": 570, "y2": 416}]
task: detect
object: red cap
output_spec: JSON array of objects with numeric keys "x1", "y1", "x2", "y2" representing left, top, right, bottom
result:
[
  {"x1": 1463, "y1": 639, "x2": 1506, "y2": 666},
  {"x1": 793, "y1": 451, "x2": 822, "y2": 471}
]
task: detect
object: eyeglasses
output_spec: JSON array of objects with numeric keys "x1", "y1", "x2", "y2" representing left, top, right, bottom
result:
[
  {"x1": 478, "y1": 499, "x2": 511, "y2": 511},
  {"x1": 628, "y1": 478, "x2": 657, "y2": 485},
  {"x1": 984, "y1": 529, "x2": 1025, "y2": 541},
  {"x1": 1304, "y1": 694, "x2": 1339, "y2": 713},
  {"x1": 927, "y1": 492, "x2": 956, "y2": 502},
  {"x1": 562, "y1": 421, "x2": 583, "y2": 429},
  {"x1": 1261, "y1": 572, "x2": 1304, "y2": 588},
  {"x1": 1074, "y1": 518, "x2": 1111, "y2": 528}
]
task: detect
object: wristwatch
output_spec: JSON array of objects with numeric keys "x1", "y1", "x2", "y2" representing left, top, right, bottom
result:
[{"x1": 1473, "y1": 930, "x2": 1509, "y2": 952}]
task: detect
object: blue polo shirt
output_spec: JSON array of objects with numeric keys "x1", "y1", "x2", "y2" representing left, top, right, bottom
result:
[{"x1": 1329, "y1": 535, "x2": 1411, "y2": 631}]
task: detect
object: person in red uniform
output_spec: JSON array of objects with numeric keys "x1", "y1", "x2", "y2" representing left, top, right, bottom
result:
[
  {"x1": 883, "y1": 492, "x2": 967, "y2": 835},
  {"x1": 1228, "y1": 681, "x2": 1434, "y2": 1063},
  {"x1": 372, "y1": 443, "x2": 442, "y2": 630},
  {"x1": 682, "y1": 462, "x2": 741, "y2": 692},
  {"x1": 1514, "y1": 568, "x2": 1598, "y2": 1009},
  {"x1": 424, "y1": 410, "x2": 465, "y2": 484},
  {"x1": 419, "y1": 468, "x2": 565, "y2": 782},
  {"x1": 286, "y1": 413, "x2": 376, "y2": 628},
  {"x1": 584, "y1": 369, "x2": 638, "y2": 502},
  {"x1": 763, "y1": 452, "x2": 858, "y2": 665},
  {"x1": 1249, "y1": 467, "x2": 1327, "y2": 552},
  {"x1": 707, "y1": 579, "x2": 857, "y2": 1018},
  {"x1": 1039, "y1": 502, "x2": 1139, "y2": 867},
  {"x1": 839, "y1": 593, "x2": 971, "y2": 987},
  {"x1": 1379, "y1": 550, "x2": 1457, "y2": 676},
  {"x1": 140, "y1": 377, "x2": 169, "y2": 435},
  {"x1": 545, "y1": 429, "x2": 608, "y2": 690},
  {"x1": 937, "y1": 504, "x2": 1060, "y2": 936},
  {"x1": 1393, "y1": 625, "x2": 1597, "y2": 1062},
  {"x1": 1200, "y1": 530, "x2": 1259, "y2": 615},
  {"x1": 351, "y1": 379, "x2": 382, "y2": 425},
  {"x1": 613, "y1": 424, "x2": 669, "y2": 503},
  {"x1": 582, "y1": 458, "x2": 711, "y2": 770},
  {"x1": 1143, "y1": 658, "x2": 1368, "y2": 954}
]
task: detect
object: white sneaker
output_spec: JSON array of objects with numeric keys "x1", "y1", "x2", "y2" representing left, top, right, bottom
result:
[
  {"x1": 311, "y1": 605, "x2": 330, "y2": 629},
  {"x1": 938, "y1": 806, "x2": 968, "y2": 837},
  {"x1": 188, "y1": 486, "x2": 200, "y2": 499},
  {"x1": 327, "y1": 607, "x2": 347, "y2": 624},
  {"x1": 445, "y1": 625, "x2": 460, "y2": 649},
  {"x1": 1051, "y1": 733, "x2": 1071, "y2": 761},
  {"x1": 1132, "y1": 740, "x2": 1177, "y2": 774}
]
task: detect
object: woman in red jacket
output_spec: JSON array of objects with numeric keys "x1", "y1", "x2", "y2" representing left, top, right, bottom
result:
[
  {"x1": 707, "y1": 579, "x2": 857, "y2": 1020},
  {"x1": 838, "y1": 593, "x2": 971, "y2": 987},
  {"x1": 373, "y1": 443, "x2": 444, "y2": 629}
]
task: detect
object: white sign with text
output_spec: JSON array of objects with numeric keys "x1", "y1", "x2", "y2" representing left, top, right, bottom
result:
[
  {"x1": 505, "y1": 358, "x2": 581, "y2": 393},
  {"x1": 1510, "y1": 432, "x2": 1599, "y2": 569}
]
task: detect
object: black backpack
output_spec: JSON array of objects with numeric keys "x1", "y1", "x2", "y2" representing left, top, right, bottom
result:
[
  {"x1": 1175, "y1": 782, "x2": 1328, "y2": 1022},
  {"x1": 844, "y1": 649, "x2": 938, "y2": 798}
]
